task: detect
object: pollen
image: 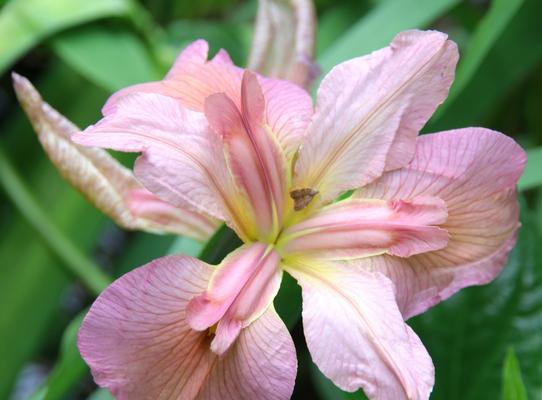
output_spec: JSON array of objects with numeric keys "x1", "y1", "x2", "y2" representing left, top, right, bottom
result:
[
  {"x1": 207, "y1": 324, "x2": 218, "y2": 337},
  {"x1": 290, "y1": 188, "x2": 319, "y2": 211}
]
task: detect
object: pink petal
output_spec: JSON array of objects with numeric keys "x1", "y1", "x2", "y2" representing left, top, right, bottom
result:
[
  {"x1": 103, "y1": 40, "x2": 242, "y2": 115},
  {"x1": 187, "y1": 243, "x2": 282, "y2": 355},
  {"x1": 125, "y1": 187, "x2": 218, "y2": 240},
  {"x1": 293, "y1": 30, "x2": 458, "y2": 205},
  {"x1": 280, "y1": 196, "x2": 448, "y2": 260},
  {"x1": 78, "y1": 255, "x2": 296, "y2": 400},
  {"x1": 357, "y1": 128, "x2": 526, "y2": 318},
  {"x1": 286, "y1": 260, "x2": 434, "y2": 399},
  {"x1": 12, "y1": 73, "x2": 213, "y2": 241},
  {"x1": 205, "y1": 71, "x2": 288, "y2": 239},
  {"x1": 260, "y1": 76, "x2": 313, "y2": 159},
  {"x1": 199, "y1": 306, "x2": 297, "y2": 400},
  {"x1": 73, "y1": 93, "x2": 254, "y2": 240},
  {"x1": 105, "y1": 39, "x2": 313, "y2": 161}
]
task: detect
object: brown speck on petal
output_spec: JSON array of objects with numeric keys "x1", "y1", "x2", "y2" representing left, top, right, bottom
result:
[{"x1": 290, "y1": 187, "x2": 318, "y2": 210}]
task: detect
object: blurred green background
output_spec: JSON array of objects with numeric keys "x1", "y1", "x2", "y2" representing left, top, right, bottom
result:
[{"x1": 1, "y1": 0, "x2": 541, "y2": 399}]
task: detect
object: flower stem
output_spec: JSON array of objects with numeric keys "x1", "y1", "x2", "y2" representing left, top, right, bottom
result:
[{"x1": 0, "y1": 147, "x2": 111, "y2": 295}]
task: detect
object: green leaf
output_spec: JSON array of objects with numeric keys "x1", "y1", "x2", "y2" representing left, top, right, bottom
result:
[
  {"x1": 0, "y1": 64, "x2": 113, "y2": 399},
  {"x1": 166, "y1": 235, "x2": 204, "y2": 257},
  {"x1": 28, "y1": 312, "x2": 88, "y2": 400},
  {"x1": 0, "y1": 147, "x2": 111, "y2": 295},
  {"x1": 502, "y1": 347, "x2": 527, "y2": 400},
  {"x1": 430, "y1": 0, "x2": 542, "y2": 130},
  {"x1": 198, "y1": 224, "x2": 242, "y2": 264},
  {"x1": 166, "y1": 19, "x2": 250, "y2": 66},
  {"x1": 274, "y1": 273, "x2": 301, "y2": 329},
  {"x1": 0, "y1": 0, "x2": 135, "y2": 74},
  {"x1": 88, "y1": 388, "x2": 114, "y2": 400},
  {"x1": 433, "y1": 0, "x2": 524, "y2": 119},
  {"x1": 518, "y1": 147, "x2": 542, "y2": 191},
  {"x1": 317, "y1": 0, "x2": 460, "y2": 77},
  {"x1": 52, "y1": 24, "x2": 162, "y2": 92},
  {"x1": 316, "y1": 2, "x2": 370, "y2": 57},
  {"x1": 410, "y1": 200, "x2": 542, "y2": 399},
  {"x1": 310, "y1": 362, "x2": 367, "y2": 400}
]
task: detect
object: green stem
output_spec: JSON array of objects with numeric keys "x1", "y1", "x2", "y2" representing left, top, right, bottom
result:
[{"x1": 0, "y1": 147, "x2": 111, "y2": 296}]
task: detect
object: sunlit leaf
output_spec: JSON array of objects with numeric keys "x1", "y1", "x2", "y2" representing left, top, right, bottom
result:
[
  {"x1": 87, "y1": 388, "x2": 114, "y2": 400},
  {"x1": 317, "y1": 0, "x2": 460, "y2": 77},
  {"x1": 502, "y1": 347, "x2": 527, "y2": 400},
  {"x1": 518, "y1": 147, "x2": 542, "y2": 191},
  {"x1": 0, "y1": 0, "x2": 134, "y2": 73},
  {"x1": 52, "y1": 24, "x2": 161, "y2": 92}
]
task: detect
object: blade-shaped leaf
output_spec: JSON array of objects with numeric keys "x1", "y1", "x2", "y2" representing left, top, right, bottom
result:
[
  {"x1": 0, "y1": 0, "x2": 134, "y2": 73},
  {"x1": 88, "y1": 389, "x2": 114, "y2": 400},
  {"x1": 502, "y1": 347, "x2": 527, "y2": 400},
  {"x1": 518, "y1": 147, "x2": 542, "y2": 191},
  {"x1": 28, "y1": 312, "x2": 87, "y2": 400},
  {"x1": 430, "y1": 0, "x2": 542, "y2": 130},
  {"x1": 433, "y1": 0, "x2": 524, "y2": 119},
  {"x1": 317, "y1": 0, "x2": 460, "y2": 77},
  {"x1": 52, "y1": 24, "x2": 161, "y2": 92}
]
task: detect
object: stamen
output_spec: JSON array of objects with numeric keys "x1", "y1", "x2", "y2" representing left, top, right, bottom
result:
[{"x1": 290, "y1": 188, "x2": 319, "y2": 211}]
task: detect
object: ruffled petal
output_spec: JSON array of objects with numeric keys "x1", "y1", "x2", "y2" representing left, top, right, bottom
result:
[
  {"x1": 279, "y1": 196, "x2": 448, "y2": 260},
  {"x1": 73, "y1": 92, "x2": 254, "y2": 240},
  {"x1": 293, "y1": 30, "x2": 458, "y2": 205},
  {"x1": 357, "y1": 128, "x2": 526, "y2": 318},
  {"x1": 285, "y1": 259, "x2": 434, "y2": 399},
  {"x1": 78, "y1": 255, "x2": 296, "y2": 400},
  {"x1": 105, "y1": 40, "x2": 312, "y2": 161},
  {"x1": 103, "y1": 40, "x2": 242, "y2": 114}
]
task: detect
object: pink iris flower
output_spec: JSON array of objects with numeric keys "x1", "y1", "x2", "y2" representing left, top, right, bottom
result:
[{"x1": 73, "y1": 30, "x2": 526, "y2": 400}]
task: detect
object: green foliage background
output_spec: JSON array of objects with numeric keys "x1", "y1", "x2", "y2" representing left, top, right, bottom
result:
[{"x1": 0, "y1": 0, "x2": 541, "y2": 399}]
